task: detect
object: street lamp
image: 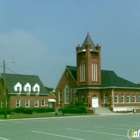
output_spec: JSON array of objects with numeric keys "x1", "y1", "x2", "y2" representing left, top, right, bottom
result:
[{"x1": 3, "y1": 59, "x2": 15, "y2": 118}]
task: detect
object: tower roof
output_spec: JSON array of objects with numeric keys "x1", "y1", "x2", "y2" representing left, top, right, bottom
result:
[{"x1": 81, "y1": 32, "x2": 96, "y2": 50}]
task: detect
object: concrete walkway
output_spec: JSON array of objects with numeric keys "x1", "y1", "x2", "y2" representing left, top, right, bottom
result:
[
  {"x1": 93, "y1": 107, "x2": 134, "y2": 116},
  {"x1": 93, "y1": 107, "x2": 113, "y2": 114}
]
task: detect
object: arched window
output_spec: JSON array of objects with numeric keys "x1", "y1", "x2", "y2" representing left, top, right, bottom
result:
[
  {"x1": 104, "y1": 93, "x2": 108, "y2": 103},
  {"x1": 80, "y1": 64, "x2": 85, "y2": 82},
  {"x1": 121, "y1": 94, "x2": 124, "y2": 103},
  {"x1": 114, "y1": 93, "x2": 118, "y2": 103},
  {"x1": 58, "y1": 90, "x2": 62, "y2": 104},
  {"x1": 65, "y1": 85, "x2": 70, "y2": 104},
  {"x1": 127, "y1": 94, "x2": 130, "y2": 103}
]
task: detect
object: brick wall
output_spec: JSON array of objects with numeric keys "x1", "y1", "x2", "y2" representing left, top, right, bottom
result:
[{"x1": 55, "y1": 68, "x2": 77, "y2": 107}]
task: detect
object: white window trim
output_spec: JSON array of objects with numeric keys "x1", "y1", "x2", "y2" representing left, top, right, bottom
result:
[
  {"x1": 32, "y1": 83, "x2": 40, "y2": 94},
  {"x1": 121, "y1": 94, "x2": 124, "y2": 103},
  {"x1": 104, "y1": 93, "x2": 108, "y2": 103},
  {"x1": 1, "y1": 101, "x2": 4, "y2": 108},
  {"x1": 41, "y1": 100, "x2": 45, "y2": 106},
  {"x1": 16, "y1": 100, "x2": 21, "y2": 108},
  {"x1": 58, "y1": 90, "x2": 62, "y2": 104},
  {"x1": 24, "y1": 83, "x2": 31, "y2": 94},
  {"x1": 133, "y1": 94, "x2": 136, "y2": 103},
  {"x1": 25, "y1": 100, "x2": 30, "y2": 108},
  {"x1": 92, "y1": 63, "x2": 98, "y2": 82},
  {"x1": 114, "y1": 93, "x2": 118, "y2": 103},
  {"x1": 14, "y1": 82, "x2": 22, "y2": 93},
  {"x1": 127, "y1": 94, "x2": 130, "y2": 103},
  {"x1": 34, "y1": 100, "x2": 39, "y2": 107},
  {"x1": 80, "y1": 64, "x2": 85, "y2": 82},
  {"x1": 138, "y1": 94, "x2": 140, "y2": 102},
  {"x1": 65, "y1": 85, "x2": 70, "y2": 104}
]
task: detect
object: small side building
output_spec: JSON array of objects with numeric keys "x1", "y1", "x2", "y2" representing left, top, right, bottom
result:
[{"x1": 0, "y1": 73, "x2": 56, "y2": 109}]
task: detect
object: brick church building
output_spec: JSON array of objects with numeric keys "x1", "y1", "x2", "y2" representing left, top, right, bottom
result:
[{"x1": 55, "y1": 33, "x2": 140, "y2": 111}]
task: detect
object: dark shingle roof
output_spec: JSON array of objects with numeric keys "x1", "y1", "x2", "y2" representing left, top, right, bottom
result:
[
  {"x1": 66, "y1": 66, "x2": 139, "y2": 88},
  {"x1": 101, "y1": 70, "x2": 139, "y2": 88},
  {"x1": 1, "y1": 73, "x2": 48, "y2": 94},
  {"x1": 81, "y1": 33, "x2": 96, "y2": 50},
  {"x1": 66, "y1": 65, "x2": 77, "y2": 81}
]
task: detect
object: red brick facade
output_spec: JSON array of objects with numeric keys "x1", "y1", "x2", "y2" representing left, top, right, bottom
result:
[
  {"x1": 55, "y1": 69, "x2": 77, "y2": 107},
  {"x1": 55, "y1": 33, "x2": 140, "y2": 111},
  {"x1": 0, "y1": 74, "x2": 56, "y2": 109}
]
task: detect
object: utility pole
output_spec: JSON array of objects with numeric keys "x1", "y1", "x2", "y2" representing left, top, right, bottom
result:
[{"x1": 3, "y1": 60, "x2": 7, "y2": 118}]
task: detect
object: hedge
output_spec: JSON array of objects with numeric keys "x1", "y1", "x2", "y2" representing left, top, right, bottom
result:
[
  {"x1": 58, "y1": 101, "x2": 86, "y2": 114},
  {"x1": 0, "y1": 107, "x2": 54, "y2": 115},
  {"x1": 59, "y1": 106, "x2": 86, "y2": 114},
  {"x1": 0, "y1": 109, "x2": 13, "y2": 115},
  {"x1": 15, "y1": 107, "x2": 24, "y2": 113},
  {"x1": 32, "y1": 108, "x2": 54, "y2": 113},
  {"x1": 14, "y1": 107, "x2": 54, "y2": 114},
  {"x1": 58, "y1": 108, "x2": 86, "y2": 114},
  {"x1": 23, "y1": 108, "x2": 33, "y2": 114}
]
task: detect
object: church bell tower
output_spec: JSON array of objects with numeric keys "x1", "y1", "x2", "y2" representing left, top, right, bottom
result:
[{"x1": 76, "y1": 32, "x2": 101, "y2": 86}]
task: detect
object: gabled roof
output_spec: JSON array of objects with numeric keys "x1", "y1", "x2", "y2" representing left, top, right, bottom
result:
[
  {"x1": 1, "y1": 73, "x2": 48, "y2": 95},
  {"x1": 66, "y1": 66, "x2": 140, "y2": 89},
  {"x1": 66, "y1": 65, "x2": 77, "y2": 82},
  {"x1": 81, "y1": 33, "x2": 96, "y2": 50}
]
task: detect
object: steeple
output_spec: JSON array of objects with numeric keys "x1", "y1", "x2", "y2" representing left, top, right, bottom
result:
[
  {"x1": 76, "y1": 33, "x2": 101, "y2": 86},
  {"x1": 81, "y1": 32, "x2": 96, "y2": 50}
]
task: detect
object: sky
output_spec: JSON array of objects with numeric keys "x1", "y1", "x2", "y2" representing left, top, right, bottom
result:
[{"x1": 0, "y1": 0, "x2": 140, "y2": 88}]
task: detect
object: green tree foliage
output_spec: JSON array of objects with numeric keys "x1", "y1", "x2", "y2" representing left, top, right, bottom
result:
[{"x1": 45, "y1": 86, "x2": 54, "y2": 93}]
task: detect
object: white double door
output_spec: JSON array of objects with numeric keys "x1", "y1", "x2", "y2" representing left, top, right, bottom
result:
[{"x1": 92, "y1": 96, "x2": 99, "y2": 107}]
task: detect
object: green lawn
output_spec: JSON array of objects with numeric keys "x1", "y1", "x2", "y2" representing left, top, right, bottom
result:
[{"x1": 0, "y1": 112, "x2": 93, "y2": 119}]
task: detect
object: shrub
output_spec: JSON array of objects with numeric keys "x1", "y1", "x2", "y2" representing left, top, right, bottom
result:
[
  {"x1": 13, "y1": 107, "x2": 54, "y2": 114},
  {"x1": 75, "y1": 101, "x2": 85, "y2": 107},
  {"x1": 45, "y1": 108, "x2": 54, "y2": 112},
  {"x1": 0, "y1": 109, "x2": 12, "y2": 115},
  {"x1": 0, "y1": 109, "x2": 4, "y2": 115},
  {"x1": 32, "y1": 108, "x2": 54, "y2": 113},
  {"x1": 58, "y1": 101, "x2": 86, "y2": 114},
  {"x1": 14, "y1": 107, "x2": 24, "y2": 113},
  {"x1": 66, "y1": 104, "x2": 77, "y2": 108},
  {"x1": 58, "y1": 107, "x2": 85, "y2": 114},
  {"x1": 77, "y1": 106, "x2": 86, "y2": 113},
  {"x1": 23, "y1": 108, "x2": 33, "y2": 114},
  {"x1": 7, "y1": 109, "x2": 12, "y2": 114}
]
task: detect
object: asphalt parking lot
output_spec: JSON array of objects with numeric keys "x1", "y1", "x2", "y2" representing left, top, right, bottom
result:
[{"x1": 0, "y1": 114, "x2": 140, "y2": 140}]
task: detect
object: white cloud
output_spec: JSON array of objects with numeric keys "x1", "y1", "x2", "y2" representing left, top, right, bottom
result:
[
  {"x1": 0, "y1": 29, "x2": 75, "y2": 87},
  {"x1": 0, "y1": 30, "x2": 49, "y2": 59}
]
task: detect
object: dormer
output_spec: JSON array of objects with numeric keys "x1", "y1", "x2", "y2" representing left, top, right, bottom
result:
[
  {"x1": 24, "y1": 83, "x2": 31, "y2": 94},
  {"x1": 14, "y1": 82, "x2": 22, "y2": 93},
  {"x1": 32, "y1": 83, "x2": 40, "y2": 94}
]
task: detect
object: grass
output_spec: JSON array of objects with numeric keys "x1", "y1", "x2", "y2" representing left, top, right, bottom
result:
[{"x1": 0, "y1": 112, "x2": 94, "y2": 119}]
